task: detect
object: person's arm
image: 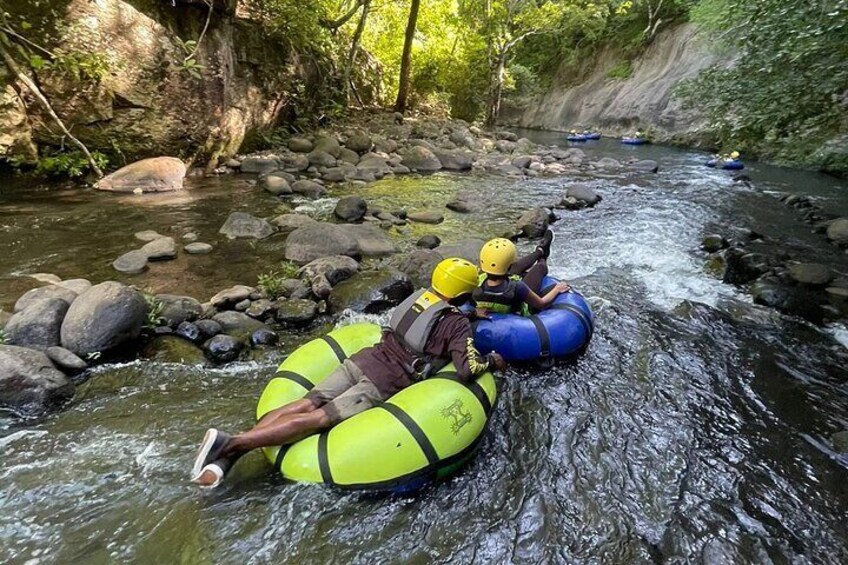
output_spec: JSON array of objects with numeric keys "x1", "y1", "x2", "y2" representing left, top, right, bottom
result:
[
  {"x1": 523, "y1": 281, "x2": 571, "y2": 311},
  {"x1": 447, "y1": 317, "x2": 504, "y2": 381}
]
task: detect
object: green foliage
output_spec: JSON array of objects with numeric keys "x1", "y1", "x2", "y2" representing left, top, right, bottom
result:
[
  {"x1": 143, "y1": 294, "x2": 164, "y2": 329},
  {"x1": 681, "y1": 0, "x2": 848, "y2": 165},
  {"x1": 606, "y1": 60, "x2": 633, "y2": 79},
  {"x1": 32, "y1": 149, "x2": 109, "y2": 179},
  {"x1": 257, "y1": 261, "x2": 300, "y2": 299},
  {"x1": 50, "y1": 49, "x2": 110, "y2": 82},
  {"x1": 0, "y1": 328, "x2": 6, "y2": 345}
]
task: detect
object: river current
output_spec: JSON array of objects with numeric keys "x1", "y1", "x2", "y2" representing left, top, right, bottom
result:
[{"x1": 1, "y1": 133, "x2": 846, "y2": 563}]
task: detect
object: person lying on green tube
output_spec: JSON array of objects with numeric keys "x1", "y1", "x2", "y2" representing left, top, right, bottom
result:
[{"x1": 190, "y1": 257, "x2": 506, "y2": 488}]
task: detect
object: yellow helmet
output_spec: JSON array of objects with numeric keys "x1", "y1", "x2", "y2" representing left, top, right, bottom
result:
[
  {"x1": 730, "y1": 151, "x2": 740, "y2": 159},
  {"x1": 479, "y1": 238, "x2": 517, "y2": 275},
  {"x1": 431, "y1": 257, "x2": 479, "y2": 298}
]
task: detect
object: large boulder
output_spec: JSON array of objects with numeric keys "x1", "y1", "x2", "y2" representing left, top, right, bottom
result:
[
  {"x1": 357, "y1": 154, "x2": 393, "y2": 178},
  {"x1": 402, "y1": 146, "x2": 442, "y2": 172},
  {"x1": 298, "y1": 255, "x2": 360, "y2": 285},
  {"x1": 338, "y1": 147, "x2": 360, "y2": 164},
  {"x1": 113, "y1": 250, "x2": 149, "y2": 274},
  {"x1": 314, "y1": 135, "x2": 342, "y2": 157},
  {"x1": 4, "y1": 298, "x2": 70, "y2": 350},
  {"x1": 434, "y1": 238, "x2": 486, "y2": 263},
  {"x1": 433, "y1": 149, "x2": 474, "y2": 171},
  {"x1": 291, "y1": 180, "x2": 327, "y2": 199},
  {"x1": 210, "y1": 285, "x2": 255, "y2": 309},
  {"x1": 95, "y1": 157, "x2": 186, "y2": 193},
  {"x1": 14, "y1": 285, "x2": 78, "y2": 313},
  {"x1": 630, "y1": 159, "x2": 659, "y2": 173},
  {"x1": 515, "y1": 207, "x2": 550, "y2": 238},
  {"x1": 343, "y1": 224, "x2": 398, "y2": 257},
  {"x1": 826, "y1": 218, "x2": 848, "y2": 246},
  {"x1": 307, "y1": 150, "x2": 337, "y2": 168},
  {"x1": 141, "y1": 335, "x2": 207, "y2": 365},
  {"x1": 240, "y1": 156, "x2": 279, "y2": 174},
  {"x1": 155, "y1": 294, "x2": 203, "y2": 327},
  {"x1": 212, "y1": 311, "x2": 270, "y2": 338},
  {"x1": 288, "y1": 137, "x2": 314, "y2": 153},
  {"x1": 386, "y1": 249, "x2": 441, "y2": 288},
  {"x1": 788, "y1": 263, "x2": 833, "y2": 286},
  {"x1": 282, "y1": 154, "x2": 310, "y2": 172},
  {"x1": 345, "y1": 130, "x2": 373, "y2": 153},
  {"x1": 219, "y1": 212, "x2": 274, "y2": 239},
  {"x1": 334, "y1": 196, "x2": 368, "y2": 222},
  {"x1": 285, "y1": 223, "x2": 360, "y2": 265},
  {"x1": 60, "y1": 282, "x2": 148, "y2": 355},
  {"x1": 275, "y1": 299, "x2": 318, "y2": 325},
  {"x1": 271, "y1": 214, "x2": 318, "y2": 234},
  {"x1": 417, "y1": 234, "x2": 441, "y2": 249},
  {"x1": 562, "y1": 184, "x2": 601, "y2": 209},
  {"x1": 329, "y1": 269, "x2": 414, "y2": 314},
  {"x1": 45, "y1": 346, "x2": 88, "y2": 373},
  {"x1": 141, "y1": 237, "x2": 177, "y2": 261},
  {"x1": 203, "y1": 334, "x2": 244, "y2": 364},
  {"x1": 0, "y1": 345, "x2": 74, "y2": 415},
  {"x1": 263, "y1": 174, "x2": 292, "y2": 196}
]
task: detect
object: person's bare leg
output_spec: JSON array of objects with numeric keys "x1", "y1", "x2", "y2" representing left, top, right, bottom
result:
[
  {"x1": 255, "y1": 398, "x2": 318, "y2": 429},
  {"x1": 194, "y1": 409, "x2": 332, "y2": 486}
]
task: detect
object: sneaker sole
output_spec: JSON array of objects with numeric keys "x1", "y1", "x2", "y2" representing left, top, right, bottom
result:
[{"x1": 190, "y1": 428, "x2": 218, "y2": 480}]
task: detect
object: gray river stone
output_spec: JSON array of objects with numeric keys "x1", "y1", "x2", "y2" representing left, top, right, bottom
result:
[
  {"x1": 141, "y1": 237, "x2": 177, "y2": 261},
  {"x1": 113, "y1": 250, "x2": 148, "y2": 274},
  {"x1": 45, "y1": 346, "x2": 88, "y2": 372},
  {"x1": 156, "y1": 295, "x2": 203, "y2": 327},
  {"x1": 288, "y1": 137, "x2": 314, "y2": 153},
  {"x1": 285, "y1": 223, "x2": 360, "y2": 265},
  {"x1": 329, "y1": 269, "x2": 413, "y2": 314},
  {"x1": 402, "y1": 146, "x2": 442, "y2": 172},
  {"x1": 210, "y1": 285, "x2": 255, "y2": 308},
  {"x1": 4, "y1": 298, "x2": 70, "y2": 350},
  {"x1": 275, "y1": 299, "x2": 318, "y2": 326},
  {"x1": 298, "y1": 255, "x2": 360, "y2": 286},
  {"x1": 134, "y1": 230, "x2": 166, "y2": 242},
  {"x1": 203, "y1": 334, "x2": 244, "y2": 364},
  {"x1": 219, "y1": 212, "x2": 274, "y2": 239},
  {"x1": 184, "y1": 242, "x2": 213, "y2": 255},
  {"x1": 334, "y1": 196, "x2": 368, "y2": 222},
  {"x1": 0, "y1": 345, "x2": 74, "y2": 415},
  {"x1": 407, "y1": 210, "x2": 445, "y2": 224},
  {"x1": 515, "y1": 207, "x2": 550, "y2": 238},
  {"x1": 14, "y1": 285, "x2": 78, "y2": 313},
  {"x1": 60, "y1": 282, "x2": 147, "y2": 355}
]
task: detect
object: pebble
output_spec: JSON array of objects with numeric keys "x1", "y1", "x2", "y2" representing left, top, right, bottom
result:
[{"x1": 184, "y1": 242, "x2": 213, "y2": 255}]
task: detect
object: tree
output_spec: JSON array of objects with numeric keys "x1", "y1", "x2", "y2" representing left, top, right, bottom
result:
[
  {"x1": 460, "y1": 0, "x2": 565, "y2": 125},
  {"x1": 343, "y1": 0, "x2": 372, "y2": 105},
  {"x1": 394, "y1": 0, "x2": 421, "y2": 113}
]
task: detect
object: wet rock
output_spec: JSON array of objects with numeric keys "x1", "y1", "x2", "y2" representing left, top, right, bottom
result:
[
  {"x1": 112, "y1": 250, "x2": 148, "y2": 274},
  {"x1": 210, "y1": 285, "x2": 255, "y2": 309},
  {"x1": 345, "y1": 130, "x2": 373, "y2": 153},
  {"x1": 448, "y1": 129, "x2": 474, "y2": 148},
  {"x1": 356, "y1": 154, "x2": 393, "y2": 178},
  {"x1": 4, "y1": 298, "x2": 70, "y2": 350},
  {"x1": 175, "y1": 321, "x2": 202, "y2": 343},
  {"x1": 307, "y1": 150, "x2": 337, "y2": 168},
  {"x1": 285, "y1": 223, "x2": 360, "y2": 264},
  {"x1": 446, "y1": 193, "x2": 481, "y2": 213},
  {"x1": 722, "y1": 249, "x2": 771, "y2": 284},
  {"x1": 832, "y1": 430, "x2": 848, "y2": 453},
  {"x1": 595, "y1": 157, "x2": 622, "y2": 170},
  {"x1": 195, "y1": 319, "x2": 223, "y2": 340},
  {"x1": 291, "y1": 179, "x2": 327, "y2": 199},
  {"x1": 496, "y1": 131, "x2": 518, "y2": 142},
  {"x1": 751, "y1": 279, "x2": 826, "y2": 324},
  {"x1": 434, "y1": 238, "x2": 486, "y2": 263},
  {"x1": 219, "y1": 212, "x2": 274, "y2": 239},
  {"x1": 263, "y1": 174, "x2": 292, "y2": 195},
  {"x1": 271, "y1": 214, "x2": 318, "y2": 234},
  {"x1": 402, "y1": 146, "x2": 442, "y2": 172},
  {"x1": 344, "y1": 224, "x2": 398, "y2": 257},
  {"x1": 495, "y1": 140, "x2": 517, "y2": 153},
  {"x1": 45, "y1": 346, "x2": 87, "y2": 372},
  {"x1": 298, "y1": 255, "x2": 360, "y2": 286},
  {"x1": 156, "y1": 295, "x2": 203, "y2": 327},
  {"x1": 334, "y1": 196, "x2": 368, "y2": 222},
  {"x1": 282, "y1": 154, "x2": 310, "y2": 172},
  {"x1": 433, "y1": 149, "x2": 474, "y2": 171},
  {"x1": 288, "y1": 137, "x2": 314, "y2": 153},
  {"x1": 322, "y1": 164, "x2": 357, "y2": 182},
  {"x1": 788, "y1": 263, "x2": 833, "y2": 286},
  {"x1": 314, "y1": 135, "x2": 342, "y2": 157},
  {"x1": 14, "y1": 285, "x2": 78, "y2": 313},
  {"x1": 95, "y1": 157, "x2": 186, "y2": 193},
  {"x1": 141, "y1": 236, "x2": 177, "y2": 261},
  {"x1": 701, "y1": 234, "x2": 729, "y2": 253},
  {"x1": 417, "y1": 235, "x2": 441, "y2": 249},
  {"x1": 511, "y1": 156, "x2": 532, "y2": 169},
  {"x1": 245, "y1": 299, "x2": 276, "y2": 320},
  {"x1": 251, "y1": 329, "x2": 279, "y2": 347},
  {"x1": 407, "y1": 210, "x2": 445, "y2": 224},
  {"x1": 141, "y1": 335, "x2": 207, "y2": 365},
  {"x1": 330, "y1": 269, "x2": 413, "y2": 314},
  {"x1": 310, "y1": 274, "x2": 333, "y2": 299},
  {"x1": 204, "y1": 334, "x2": 244, "y2": 363},
  {"x1": 212, "y1": 311, "x2": 269, "y2": 338},
  {"x1": 826, "y1": 218, "x2": 848, "y2": 246},
  {"x1": 275, "y1": 299, "x2": 318, "y2": 325},
  {"x1": 184, "y1": 242, "x2": 213, "y2": 255},
  {"x1": 630, "y1": 159, "x2": 659, "y2": 173},
  {"x1": 240, "y1": 156, "x2": 279, "y2": 174},
  {"x1": 562, "y1": 184, "x2": 601, "y2": 209},
  {"x1": 386, "y1": 249, "x2": 442, "y2": 288},
  {"x1": 374, "y1": 137, "x2": 398, "y2": 154},
  {"x1": 515, "y1": 207, "x2": 550, "y2": 238},
  {"x1": 135, "y1": 230, "x2": 166, "y2": 242},
  {"x1": 515, "y1": 138, "x2": 535, "y2": 154},
  {"x1": 825, "y1": 287, "x2": 848, "y2": 316},
  {"x1": 0, "y1": 345, "x2": 74, "y2": 415},
  {"x1": 60, "y1": 282, "x2": 147, "y2": 355}
]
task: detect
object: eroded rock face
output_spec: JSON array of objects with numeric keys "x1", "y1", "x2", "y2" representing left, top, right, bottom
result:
[
  {"x1": 60, "y1": 282, "x2": 147, "y2": 355},
  {"x1": 0, "y1": 345, "x2": 74, "y2": 415},
  {"x1": 95, "y1": 157, "x2": 186, "y2": 193}
]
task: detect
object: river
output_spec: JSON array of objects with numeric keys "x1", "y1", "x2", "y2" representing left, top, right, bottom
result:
[{"x1": 1, "y1": 134, "x2": 847, "y2": 563}]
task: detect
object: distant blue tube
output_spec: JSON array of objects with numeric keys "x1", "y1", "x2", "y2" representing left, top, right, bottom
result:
[
  {"x1": 567, "y1": 134, "x2": 588, "y2": 142},
  {"x1": 583, "y1": 132, "x2": 602, "y2": 140},
  {"x1": 471, "y1": 277, "x2": 594, "y2": 361},
  {"x1": 705, "y1": 158, "x2": 744, "y2": 170},
  {"x1": 621, "y1": 137, "x2": 648, "y2": 145}
]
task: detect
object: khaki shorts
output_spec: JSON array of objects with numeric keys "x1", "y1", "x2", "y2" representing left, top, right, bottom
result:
[{"x1": 305, "y1": 359, "x2": 385, "y2": 424}]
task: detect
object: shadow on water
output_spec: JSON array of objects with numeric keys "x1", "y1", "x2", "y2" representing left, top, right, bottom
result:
[{"x1": 1, "y1": 136, "x2": 847, "y2": 563}]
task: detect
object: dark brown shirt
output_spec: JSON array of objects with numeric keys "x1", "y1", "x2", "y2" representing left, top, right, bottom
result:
[{"x1": 350, "y1": 311, "x2": 490, "y2": 396}]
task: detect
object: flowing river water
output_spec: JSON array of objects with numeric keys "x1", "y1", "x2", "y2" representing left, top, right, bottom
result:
[{"x1": 1, "y1": 133, "x2": 847, "y2": 563}]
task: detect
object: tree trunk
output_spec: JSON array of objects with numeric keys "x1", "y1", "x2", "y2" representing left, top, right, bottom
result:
[
  {"x1": 344, "y1": 0, "x2": 370, "y2": 105},
  {"x1": 485, "y1": 51, "x2": 506, "y2": 126},
  {"x1": 394, "y1": 0, "x2": 421, "y2": 113},
  {"x1": 0, "y1": 37, "x2": 104, "y2": 179}
]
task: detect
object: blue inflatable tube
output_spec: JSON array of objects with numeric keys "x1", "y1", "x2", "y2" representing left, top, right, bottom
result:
[
  {"x1": 583, "y1": 132, "x2": 602, "y2": 140},
  {"x1": 705, "y1": 158, "x2": 744, "y2": 170},
  {"x1": 471, "y1": 277, "x2": 594, "y2": 361},
  {"x1": 567, "y1": 134, "x2": 588, "y2": 142},
  {"x1": 621, "y1": 137, "x2": 648, "y2": 145}
]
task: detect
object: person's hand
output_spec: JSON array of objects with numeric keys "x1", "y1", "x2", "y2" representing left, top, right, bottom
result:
[
  {"x1": 555, "y1": 281, "x2": 571, "y2": 294},
  {"x1": 473, "y1": 308, "x2": 492, "y2": 321},
  {"x1": 487, "y1": 352, "x2": 506, "y2": 371}
]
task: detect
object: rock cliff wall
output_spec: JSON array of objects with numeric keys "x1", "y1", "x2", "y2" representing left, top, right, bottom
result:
[
  {"x1": 507, "y1": 24, "x2": 731, "y2": 146},
  {"x1": 0, "y1": 0, "x2": 328, "y2": 166}
]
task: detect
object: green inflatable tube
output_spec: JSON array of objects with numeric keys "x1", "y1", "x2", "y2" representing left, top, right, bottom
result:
[{"x1": 256, "y1": 323, "x2": 497, "y2": 491}]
